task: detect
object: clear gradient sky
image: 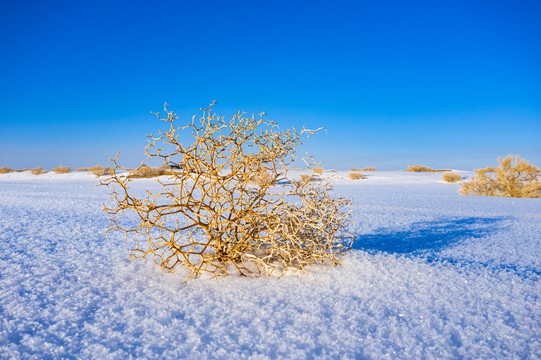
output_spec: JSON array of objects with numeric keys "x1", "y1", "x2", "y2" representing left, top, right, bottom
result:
[{"x1": 1, "y1": 0, "x2": 540, "y2": 170}]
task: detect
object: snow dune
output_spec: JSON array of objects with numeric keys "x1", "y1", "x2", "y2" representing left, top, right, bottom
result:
[{"x1": 0, "y1": 171, "x2": 539, "y2": 359}]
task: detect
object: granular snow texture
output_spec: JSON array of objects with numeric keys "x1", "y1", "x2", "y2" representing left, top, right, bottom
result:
[{"x1": 0, "y1": 171, "x2": 539, "y2": 359}]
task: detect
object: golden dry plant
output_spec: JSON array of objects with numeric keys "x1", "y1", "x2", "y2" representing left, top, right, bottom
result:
[
  {"x1": 442, "y1": 172, "x2": 462, "y2": 183},
  {"x1": 348, "y1": 172, "x2": 366, "y2": 180},
  {"x1": 75, "y1": 165, "x2": 103, "y2": 172},
  {"x1": 53, "y1": 165, "x2": 71, "y2": 174},
  {"x1": 0, "y1": 167, "x2": 13, "y2": 174},
  {"x1": 128, "y1": 165, "x2": 177, "y2": 178},
  {"x1": 362, "y1": 167, "x2": 376, "y2": 171},
  {"x1": 405, "y1": 165, "x2": 434, "y2": 172},
  {"x1": 101, "y1": 101, "x2": 354, "y2": 282},
  {"x1": 93, "y1": 166, "x2": 112, "y2": 177},
  {"x1": 460, "y1": 156, "x2": 541, "y2": 198},
  {"x1": 31, "y1": 167, "x2": 43, "y2": 175}
]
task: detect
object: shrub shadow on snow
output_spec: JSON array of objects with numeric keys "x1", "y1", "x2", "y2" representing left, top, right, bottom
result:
[{"x1": 353, "y1": 217, "x2": 508, "y2": 255}]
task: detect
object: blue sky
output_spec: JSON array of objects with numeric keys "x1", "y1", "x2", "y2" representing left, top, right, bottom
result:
[{"x1": 1, "y1": 0, "x2": 540, "y2": 170}]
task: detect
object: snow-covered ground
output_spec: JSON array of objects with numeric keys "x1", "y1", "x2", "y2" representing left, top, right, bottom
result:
[{"x1": 0, "y1": 171, "x2": 539, "y2": 359}]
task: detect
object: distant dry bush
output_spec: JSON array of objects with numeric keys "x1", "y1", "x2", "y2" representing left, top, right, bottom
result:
[
  {"x1": 92, "y1": 166, "x2": 112, "y2": 177},
  {"x1": 249, "y1": 169, "x2": 274, "y2": 187},
  {"x1": 406, "y1": 165, "x2": 434, "y2": 172},
  {"x1": 128, "y1": 165, "x2": 176, "y2": 178},
  {"x1": 31, "y1": 167, "x2": 43, "y2": 175},
  {"x1": 75, "y1": 165, "x2": 103, "y2": 172},
  {"x1": 442, "y1": 172, "x2": 462, "y2": 183},
  {"x1": 350, "y1": 168, "x2": 361, "y2": 171},
  {"x1": 362, "y1": 167, "x2": 376, "y2": 171},
  {"x1": 102, "y1": 102, "x2": 354, "y2": 282},
  {"x1": 299, "y1": 174, "x2": 320, "y2": 182},
  {"x1": 313, "y1": 167, "x2": 324, "y2": 174},
  {"x1": 53, "y1": 165, "x2": 71, "y2": 174},
  {"x1": 0, "y1": 167, "x2": 13, "y2": 174},
  {"x1": 75, "y1": 164, "x2": 112, "y2": 177},
  {"x1": 348, "y1": 172, "x2": 366, "y2": 180},
  {"x1": 292, "y1": 168, "x2": 302, "y2": 171},
  {"x1": 460, "y1": 156, "x2": 540, "y2": 198}
]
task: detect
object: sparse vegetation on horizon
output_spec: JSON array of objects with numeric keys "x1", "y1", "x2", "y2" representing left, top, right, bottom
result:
[
  {"x1": 101, "y1": 102, "x2": 353, "y2": 282},
  {"x1": 31, "y1": 167, "x2": 43, "y2": 175},
  {"x1": 406, "y1": 165, "x2": 434, "y2": 172},
  {"x1": 406, "y1": 165, "x2": 451, "y2": 173},
  {"x1": 92, "y1": 166, "x2": 112, "y2": 177},
  {"x1": 127, "y1": 165, "x2": 176, "y2": 178},
  {"x1": 352, "y1": 167, "x2": 376, "y2": 172},
  {"x1": 0, "y1": 167, "x2": 13, "y2": 174},
  {"x1": 53, "y1": 165, "x2": 71, "y2": 174},
  {"x1": 460, "y1": 156, "x2": 540, "y2": 198},
  {"x1": 75, "y1": 165, "x2": 104, "y2": 172}
]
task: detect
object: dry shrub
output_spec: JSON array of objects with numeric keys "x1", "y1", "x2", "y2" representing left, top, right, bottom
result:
[
  {"x1": 406, "y1": 165, "x2": 434, "y2": 172},
  {"x1": 102, "y1": 102, "x2": 353, "y2": 282},
  {"x1": 75, "y1": 165, "x2": 103, "y2": 172},
  {"x1": 442, "y1": 172, "x2": 462, "y2": 183},
  {"x1": 92, "y1": 165, "x2": 112, "y2": 177},
  {"x1": 299, "y1": 174, "x2": 320, "y2": 182},
  {"x1": 0, "y1": 167, "x2": 13, "y2": 174},
  {"x1": 362, "y1": 167, "x2": 376, "y2": 171},
  {"x1": 249, "y1": 169, "x2": 275, "y2": 187},
  {"x1": 313, "y1": 167, "x2": 324, "y2": 174},
  {"x1": 292, "y1": 168, "x2": 302, "y2": 171},
  {"x1": 460, "y1": 156, "x2": 540, "y2": 198},
  {"x1": 128, "y1": 165, "x2": 175, "y2": 178},
  {"x1": 53, "y1": 165, "x2": 71, "y2": 174},
  {"x1": 350, "y1": 168, "x2": 361, "y2": 171},
  {"x1": 348, "y1": 172, "x2": 366, "y2": 180},
  {"x1": 31, "y1": 167, "x2": 43, "y2": 175}
]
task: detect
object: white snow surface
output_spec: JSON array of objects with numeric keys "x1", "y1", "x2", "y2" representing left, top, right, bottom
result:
[{"x1": 0, "y1": 171, "x2": 539, "y2": 359}]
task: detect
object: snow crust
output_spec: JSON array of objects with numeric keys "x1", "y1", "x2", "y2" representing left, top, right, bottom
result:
[{"x1": 0, "y1": 171, "x2": 539, "y2": 359}]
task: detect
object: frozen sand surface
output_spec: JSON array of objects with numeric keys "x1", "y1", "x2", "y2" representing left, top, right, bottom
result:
[{"x1": 0, "y1": 172, "x2": 539, "y2": 359}]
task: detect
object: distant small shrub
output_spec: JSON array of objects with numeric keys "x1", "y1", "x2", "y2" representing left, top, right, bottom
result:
[
  {"x1": 92, "y1": 166, "x2": 112, "y2": 177},
  {"x1": 350, "y1": 168, "x2": 361, "y2": 171},
  {"x1": 75, "y1": 165, "x2": 103, "y2": 172},
  {"x1": 0, "y1": 167, "x2": 13, "y2": 174},
  {"x1": 460, "y1": 156, "x2": 540, "y2": 198},
  {"x1": 249, "y1": 169, "x2": 274, "y2": 187},
  {"x1": 31, "y1": 167, "x2": 43, "y2": 175},
  {"x1": 128, "y1": 165, "x2": 175, "y2": 178},
  {"x1": 313, "y1": 167, "x2": 324, "y2": 174},
  {"x1": 362, "y1": 167, "x2": 376, "y2": 171},
  {"x1": 299, "y1": 174, "x2": 317, "y2": 182},
  {"x1": 442, "y1": 172, "x2": 462, "y2": 183},
  {"x1": 53, "y1": 165, "x2": 71, "y2": 174},
  {"x1": 348, "y1": 172, "x2": 366, "y2": 180},
  {"x1": 406, "y1": 165, "x2": 434, "y2": 172},
  {"x1": 292, "y1": 168, "x2": 301, "y2": 171}
]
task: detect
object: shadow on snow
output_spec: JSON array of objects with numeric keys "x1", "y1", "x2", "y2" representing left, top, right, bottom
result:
[
  {"x1": 353, "y1": 217, "x2": 507, "y2": 255},
  {"x1": 353, "y1": 216, "x2": 540, "y2": 279}
]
